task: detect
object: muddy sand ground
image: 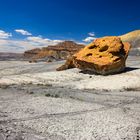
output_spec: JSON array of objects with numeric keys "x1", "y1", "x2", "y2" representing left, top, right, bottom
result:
[{"x1": 0, "y1": 56, "x2": 140, "y2": 140}]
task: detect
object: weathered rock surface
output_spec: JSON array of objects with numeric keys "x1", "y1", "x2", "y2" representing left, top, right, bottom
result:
[
  {"x1": 57, "y1": 36, "x2": 131, "y2": 75},
  {"x1": 24, "y1": 48, "x2": 41, "y2": 58},
  {"x1": 56, "y1": 56, "x2": 75, "y2": 71}
]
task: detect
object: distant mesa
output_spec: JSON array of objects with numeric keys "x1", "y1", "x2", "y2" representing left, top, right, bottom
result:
[
  {"x1": 24, "y1": 41, "x2": 85, "y2": 63},
  {"x1": 57, "y1": 36, "x2": 131, "y2": 75}
]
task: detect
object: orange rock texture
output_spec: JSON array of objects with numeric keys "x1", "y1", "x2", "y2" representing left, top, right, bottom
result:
[
  {"x1": 56, "y1": 56, "x2": 75, "y2": 71},
  {"x1": 57, "y1": 36, "x2": 131, "y2": 75},
  {"x1": 74, "y1": 36, "x2": 131, "y2": 75}
]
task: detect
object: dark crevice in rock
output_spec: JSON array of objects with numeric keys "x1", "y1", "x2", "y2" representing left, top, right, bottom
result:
[
  {"x1": 88, "y1": 45, "x2": 96, "y2": 49},
  {"x1": 99, "y1": 45, "x2": 109, "y2": 52},
  {"x1": 86, "y1": 53, "x2": 92, "y2": 56}
]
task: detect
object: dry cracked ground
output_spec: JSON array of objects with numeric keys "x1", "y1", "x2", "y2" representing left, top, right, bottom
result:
[{"x1": 0, "y1": 56, "x2": 140, "y2": 140}]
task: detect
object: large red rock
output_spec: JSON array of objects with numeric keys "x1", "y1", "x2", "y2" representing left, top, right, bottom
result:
[{"x1": 57, "y1": 36, "x2": 131, "y2": 75}]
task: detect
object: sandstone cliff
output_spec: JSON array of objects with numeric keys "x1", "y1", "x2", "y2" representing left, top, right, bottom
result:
[{"x1": 24, "y1": 41, "x2": 84, "y2": 62}]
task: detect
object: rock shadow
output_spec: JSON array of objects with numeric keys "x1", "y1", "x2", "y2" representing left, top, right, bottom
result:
[
  {"x1": 79, "y1": 67, "x2": 140, "y2": 76},
  {"x1": 123, "y1": 67, "x2": 140, "y2": 72}
]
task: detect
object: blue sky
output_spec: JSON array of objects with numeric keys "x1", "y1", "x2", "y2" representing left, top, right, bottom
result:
[{"x1": 0, "y1": 0, "x2": 140, "y2": 52}]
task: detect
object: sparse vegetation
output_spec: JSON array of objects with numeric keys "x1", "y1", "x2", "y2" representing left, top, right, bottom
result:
[
  {"x1": 45, "y1": 93, "x2": 59, "y2": 98},
  {"x1": 29, "y1": 91, "x2": 34, "y2": 94},
  {"x1": 36, "y1": 83, "x2": 52, "y2": 87},
  {"x1": 124, "y1": 87, "x2": 140, "y2": 91},
  {"x1": 0, "y1": 84, "x2": 9, "y2": 89},
  {"x1": 44, "y1": 83, "x2": 52, "y2": 87}
]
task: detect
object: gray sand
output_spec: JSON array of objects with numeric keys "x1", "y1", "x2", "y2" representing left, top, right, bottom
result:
[
  {"x1": 0, "y1": 56, "x2": 140, "y2": 140},
  {"x1": 1, "y1": 57, "x2": 140, "y2": 91}
]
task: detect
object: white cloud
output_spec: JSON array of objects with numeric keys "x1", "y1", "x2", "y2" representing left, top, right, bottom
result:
[
  {"x1": 15, "y1": 29, "x2": 32, "y2": 36},
  {"x1": 27, "y1": 36, "x2": 62, "y2": 46},
  {"x1": 83, "y1": 32, "x2": 97, "y2": 43},
  {"x1": 0, "y1": 36, "x2": 63, "y2": 53},
  {"x1": 0, "y1": 30, "x2": 12, "y2": 39},
  {"x1": 83, "y1": 36, "x2": 96, "y2": 43},
  {"x1": 88, "y1": 32, "x2": 95, "y2": 37}
]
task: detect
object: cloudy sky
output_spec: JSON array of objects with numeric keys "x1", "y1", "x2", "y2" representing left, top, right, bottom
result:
[{"x1": 0, "y1": 0, "x2": 140, "y2": 52}]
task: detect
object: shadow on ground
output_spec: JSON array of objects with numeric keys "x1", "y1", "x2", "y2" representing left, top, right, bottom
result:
[
  {"x1": 79, "y1": 67, "x2": 140, "y2": 76},
  {"x1": 124, "y1": 67, "x2": 140, "y2": 72}
]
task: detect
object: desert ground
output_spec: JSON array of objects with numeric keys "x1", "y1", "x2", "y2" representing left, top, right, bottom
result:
[{"x1": 0, "y1": 56, "x2": 140, "y2": 140}]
